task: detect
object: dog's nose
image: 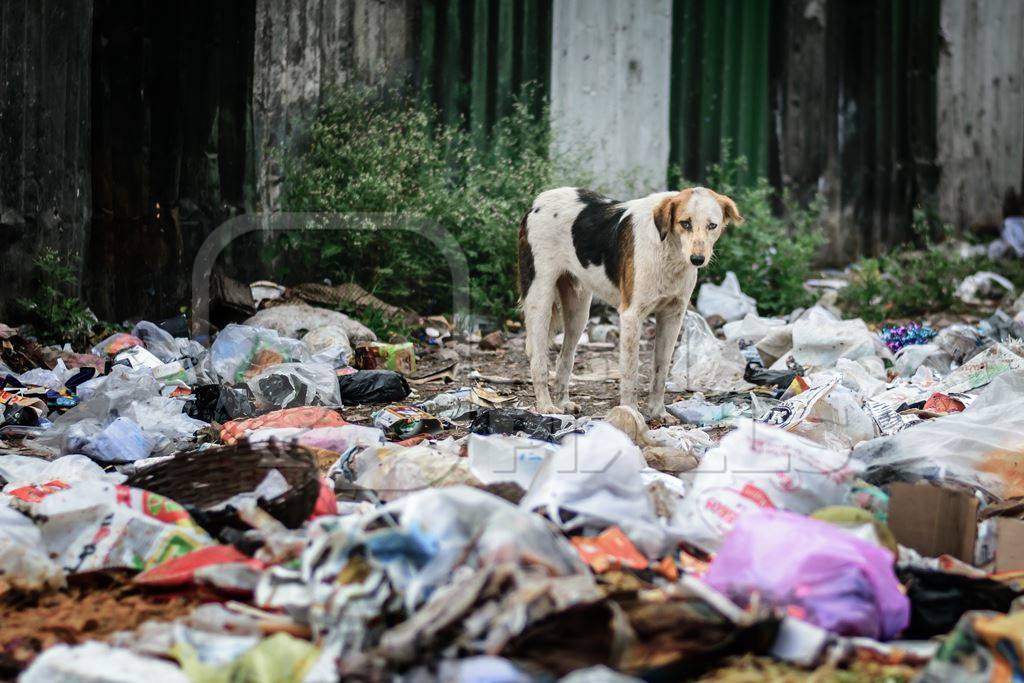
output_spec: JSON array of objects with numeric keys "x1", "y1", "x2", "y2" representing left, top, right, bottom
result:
[{"x1": 690, "y1": 254, "x2": 705, "y2": 266}]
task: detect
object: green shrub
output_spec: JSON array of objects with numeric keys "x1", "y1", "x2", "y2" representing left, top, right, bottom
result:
[
  {"x1": 21, "y1": 249, "x2": 96, "y2": 345},
  {"x1": 680, "y1": 155, "x2": 826, "y2": 316},
  {"x1": 839, "y1": 209, "x2": 1024, "y2": 322},
  {"x1": 274, "y1": 85, "x2": 584, "y2": 322}
]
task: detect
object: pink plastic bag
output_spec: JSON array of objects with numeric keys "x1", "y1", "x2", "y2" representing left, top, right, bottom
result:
[{"x1": 704, "y1": 509, "x2": 909, "y2": 640}]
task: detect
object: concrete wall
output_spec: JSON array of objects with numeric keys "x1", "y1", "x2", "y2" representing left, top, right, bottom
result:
[
  {"x1": 550, "y1": 0, "x2": 673, "y2": 198},
  {"x1": 253, "y1": 0, "x2": 416, "y2": 210},
  {"x1": 937, "y1": 0, "x2": 1024, "y2": 231}
]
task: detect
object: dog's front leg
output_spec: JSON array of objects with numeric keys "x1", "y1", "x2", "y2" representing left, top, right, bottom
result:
[
  {"x1": 647, "y1": 305, "x2": 685, "y2": 420},
  {"x1": 618, "y1": 309, "x2": 641, "y2": 409}
]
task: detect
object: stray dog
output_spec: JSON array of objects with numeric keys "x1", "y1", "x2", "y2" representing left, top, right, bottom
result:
[{"x1": 518, "y1": 187, "x2": 742, "y2": 419}]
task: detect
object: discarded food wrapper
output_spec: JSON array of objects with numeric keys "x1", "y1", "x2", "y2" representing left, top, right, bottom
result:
[
  {"x1": 355, "y1": 341, "x2": 416, "y2": 374},
  {"x1": 5, "y1": 479, "x2": 212, "y2": 574},
  {"x1": 931, "y1": 342, "x2": 1024, "y2": 395},
  {"x1": 572, "y1": 526, "x2": 649, "y2": 572},
  {"x1": 705, "y1": 509, "x2": 909, "y2": 640},
  {"x1": 373, "y1": 405, "x2": 442, "y2": 439},
  {"x1": 666, "y1": 394, "x2": 741, "y2": 426}
]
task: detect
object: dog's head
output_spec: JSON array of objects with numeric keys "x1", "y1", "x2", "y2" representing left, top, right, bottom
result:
[{"x1": 652, "y1": 187, "x2": 742, "y2": 267}]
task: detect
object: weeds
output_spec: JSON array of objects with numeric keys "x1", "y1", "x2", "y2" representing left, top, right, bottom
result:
[
  {"x1": 274, "y1": 85, "x2": 586, "y2": 322},
  {"x1": 21, "y1": 249, "x2": 95, "y2": 345}
]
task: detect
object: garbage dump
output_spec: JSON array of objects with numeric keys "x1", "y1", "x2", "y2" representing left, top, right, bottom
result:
[{"x1": 5, "y1": 273, "x2": 1024, "y2": 682}]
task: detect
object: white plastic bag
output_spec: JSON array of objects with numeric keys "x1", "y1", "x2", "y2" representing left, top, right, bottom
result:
[
  {"x1": 674, "y1": 420, "x2": 861, "y2": 553},
  {"x1": 21, "y1": 642, "x2": 190, "y2": 683},
  {"x1": 519, "y1": 422, "x2": 678, "y2": 556},
  {"x1": 467, "y1": 434, "x2": 557, "y2": 490},
  {"x1": 667, "y1": 311, "x2": 751, "y2": 393},
  {"x1": 955, "y1": 271, "x2": 1015, "y2": 305},
  {"x1": 696, "y1": 271, "x2": 758, "y2": 322},
  {"x1": 0, "y1": 503, "x2": 65, "y2": 588},
  {"x1": 722, "y1": 313, "x2": 787, "y2": 344},
  {"x1": 791, "y1": 310, "x2": 888, "y2": 368}
]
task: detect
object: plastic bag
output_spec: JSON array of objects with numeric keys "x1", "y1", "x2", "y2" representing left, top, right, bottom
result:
[
  {"x1": 467, "y1": 433, "x2": 557, "y2": 489},
  {"x1": 245, "y1": 302, "x2": 376, "y2": 343},
  {"x1": 296, "y1": 424, "x2": 385, "y2": 453},
  {"x1": 353, "y1": 443, "x2": 479, "y2": 501},
  {"x1": 666, "y1": 393, "x2": 741, "y2": 425},
  {"x1": 337, "y1": 370, "x2": 411, "y2": 405},
  {"x1": 520, "y1": 422, "x2": 678, "y2": 556},
  {"x1": 696, "y1": 271, "x2": 758, "y2": 322},
  {"x1": 674, "y1": 420, "x2": 861, "y2": 552},
  {"x1": 0, "y1": 454, "x2": 123, "y2": 491},
  {"x1": 0, "y1": 503, "x2": 65, "y2": 588},
  {"x1": 22, "y1": 642, "x2": 191, "y2": 683},
  {"x1": 220, "y1": 406, "x2": 347, "y2": 445},
  {"x1": 4, "y1": 479, "x2": 212, "y2": 574},
  {"x1": 91, "y1": 332, "x2": 144, "y2": 357},
  {"x1": 791, "y1": 310, "x2": 888, "y2": 368},
  {"x1": 209, "y1": 324, "x2": 310, "y2": 385},
  {"x1": 667, "y1": 311, "x2": 750, "y2": 393},
  {"x1": 247, "y1": 362, "x2": 342, "y2": 410},
  {"x1": 705, "y1": 510, "x2": 909, "y2": 640},
  {"x1": 893, "y1": 343, "x2": 953, "y2": 378},
  {"x1": 131, "y1": 320, "x2": 181, "y2": 363},
  {"x1": 723, "y1": 313, "x2": 786, "y2": 345},
  {"x1": 956, "y1": 271, "x2": 1015, "y2": 305},
  {"x1": 858, "y1": 373, "x2": 1024, "y2": 499}
]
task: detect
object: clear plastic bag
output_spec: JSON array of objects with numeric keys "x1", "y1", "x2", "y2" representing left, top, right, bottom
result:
[
  {"x1": 667, "y1": 311, "x2": 750, "y2": 393},
  {"x1": 858, "y1": 372, "x2": 1024, "y2": 499},
  {"x1": 208, "y1": 324, "x2": 310, "y2": 385},
  {"x1": 247, "y1": 362, "x2": 342, "y2": 410},
  {"x1": 791, "y1": 310, "x2": 889, "y2": 368}
]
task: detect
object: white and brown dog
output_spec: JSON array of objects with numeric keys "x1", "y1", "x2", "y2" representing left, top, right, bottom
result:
[{"x1": 518, "y1": 187, "x2": 742, "y2": 419}]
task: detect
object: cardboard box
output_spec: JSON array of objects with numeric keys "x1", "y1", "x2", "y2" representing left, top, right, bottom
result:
[
  {"x1": 994, "y1": 518, "x2": 1024, "y2": 573},
  {"x1": 888, "y1": 482, "x2": 1024, "y2": 571},
  {"x1": 887, "y1": 482, "x2": 979, "y2": 563}
]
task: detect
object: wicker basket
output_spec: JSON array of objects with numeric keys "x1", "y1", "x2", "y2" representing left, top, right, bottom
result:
[{"x1": 125, "y1": 440, "x2": 320, "y2": 534}]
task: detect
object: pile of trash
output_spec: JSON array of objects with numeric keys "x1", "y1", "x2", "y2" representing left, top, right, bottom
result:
[{"x1": 2, "y1": 268, "x2": 1024, "y2": 682}]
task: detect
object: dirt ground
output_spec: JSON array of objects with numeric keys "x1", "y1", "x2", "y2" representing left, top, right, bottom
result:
[{"x1": 0, "y1": 571, "x2": 212, "y2": 675}]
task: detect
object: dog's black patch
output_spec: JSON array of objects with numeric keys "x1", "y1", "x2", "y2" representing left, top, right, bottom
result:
[
  {"x1": 517, "y1": 209, "x2": 535, "y2": 297},
  {"x1": 571, "y1": 188, "x2": 628, "y2": 285}
]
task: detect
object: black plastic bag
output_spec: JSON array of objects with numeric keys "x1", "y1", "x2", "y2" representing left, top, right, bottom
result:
[
  {"x1": 469, "y1": 408, "x2": 572, "y2": 443},
  {"x1": 898, "y1": 566, "x2": 1023, "y2": 638},
  {"x1": 337, "y1": 370, "x2": 411, "y2": 405}
]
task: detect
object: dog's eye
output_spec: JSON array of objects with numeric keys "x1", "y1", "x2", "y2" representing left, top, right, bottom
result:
[
  {"x1": 708, "y1": 222, "x2": 718, "y2": 230},
  {"x1": 681, "y1": 220, "x2": 692, "y2": 231}
]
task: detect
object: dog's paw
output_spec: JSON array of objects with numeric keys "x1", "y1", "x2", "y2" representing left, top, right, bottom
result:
[
  {"x1": 646, "y1": 406, "x2": 679, "y2": 425},
  {"x1": 535, "y1": 402, "x2": 561, "y2": 415},
  {"x1": 557, "y1": 399, "x2": 583, "y2": 415}
]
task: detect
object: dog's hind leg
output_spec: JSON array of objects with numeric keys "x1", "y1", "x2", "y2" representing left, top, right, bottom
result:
[
  {"x1": 551, "y1": 274, "x2": 591, "y2": 414},
  {"x1": 524, "y1": 275, "x2": 560, "y2": 413}
]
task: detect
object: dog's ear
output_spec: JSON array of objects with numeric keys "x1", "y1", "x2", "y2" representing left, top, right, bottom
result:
[
  {"x1": 711, "y1": 191, "x2": 744, "y2": 226},
  {"x1": 653, "y1": 190, "x2": 691, "y2": 240},
  {"x1": 653, "y1": 195, "x2": 675, "y2": 241}
]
